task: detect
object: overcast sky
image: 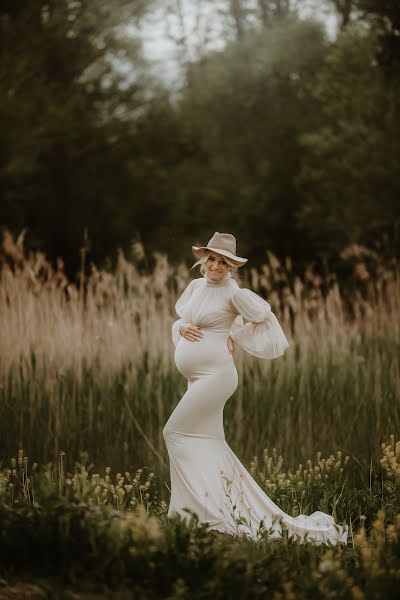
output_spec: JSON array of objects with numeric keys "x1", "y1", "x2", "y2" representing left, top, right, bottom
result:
[{"x1": 134, "y1": 1, "x2": 339, "y2": 88}]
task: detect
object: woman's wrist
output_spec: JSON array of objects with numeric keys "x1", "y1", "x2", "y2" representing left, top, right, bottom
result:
[{"x1": 179, "y1": 322, "x2": 188, "y2": 335}]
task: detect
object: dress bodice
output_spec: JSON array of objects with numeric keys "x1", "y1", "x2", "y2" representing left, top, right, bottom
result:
[
  {"x1": 178, "y1": 275, "x2": 238, "y2": 334},
  {"x1": 172, "y1": 275, "x2": 290, "y2": 360}
]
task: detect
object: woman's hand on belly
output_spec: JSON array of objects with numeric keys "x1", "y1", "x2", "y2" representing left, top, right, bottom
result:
[{"x1": 180, "y1": 322, "x2": 204, "y2": 342}]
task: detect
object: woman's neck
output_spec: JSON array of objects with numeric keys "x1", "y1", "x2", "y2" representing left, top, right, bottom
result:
[{"x1": 205, "y1": 273, "x2": 230, "y2": 287}]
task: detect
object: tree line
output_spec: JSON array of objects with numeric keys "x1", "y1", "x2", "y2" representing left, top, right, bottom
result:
[{"x1": 0, "y1": 0, "x2": 399, "y2": 280}]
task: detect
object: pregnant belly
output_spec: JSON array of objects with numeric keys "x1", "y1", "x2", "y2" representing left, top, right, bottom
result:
[{"x1": 174, "y1": 332, "x2": 234, "y2": 379}]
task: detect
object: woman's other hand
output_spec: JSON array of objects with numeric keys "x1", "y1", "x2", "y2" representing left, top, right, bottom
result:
[{"x1": 180, "y1": 323, "x2": 204, "y2": 341}]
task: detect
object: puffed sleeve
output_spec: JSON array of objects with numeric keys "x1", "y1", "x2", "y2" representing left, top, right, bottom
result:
[
  {"x1": 171, "y1": 279, "x2": 196, "y2": 347},
  {"x1": 229, "y1": 288, "x2": 289, "y2": 359}
]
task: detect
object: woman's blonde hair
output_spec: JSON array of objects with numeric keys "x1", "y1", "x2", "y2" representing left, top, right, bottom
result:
[{"x1": 190, "y1": 250, "x2": 240, "y2": 279}]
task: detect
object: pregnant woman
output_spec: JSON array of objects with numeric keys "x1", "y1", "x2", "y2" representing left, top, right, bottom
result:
[{"x1": 163, "y1": 232, "x2": 348, "y2": 545}]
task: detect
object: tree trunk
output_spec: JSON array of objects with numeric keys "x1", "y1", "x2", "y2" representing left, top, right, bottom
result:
[
  {"x1": 230, "y1": 0, "x2": 245, "y2": 39},
  {"x1": 258, "y1": 0, "x2": 270, "y2": 26},
  {"x1": 332, "y1": 0, "x2": 355, "y2": 29}
]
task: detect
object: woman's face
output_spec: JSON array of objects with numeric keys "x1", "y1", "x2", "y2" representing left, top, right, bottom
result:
[{"x1": 205, "y1": 252, "x2": 231, "y2": 282}]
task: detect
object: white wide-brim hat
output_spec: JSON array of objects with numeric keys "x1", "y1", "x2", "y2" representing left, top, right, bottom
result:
[{"x1": 192, "y1": 232, "x2": 248, "y2": 267}]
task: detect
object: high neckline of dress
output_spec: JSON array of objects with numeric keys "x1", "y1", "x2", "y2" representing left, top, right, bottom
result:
[{"x1": 205, "y1": 274, "x2": 231, "y2": 287}]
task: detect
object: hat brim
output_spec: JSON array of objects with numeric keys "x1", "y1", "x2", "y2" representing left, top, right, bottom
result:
[{"x1": 192, "y1": 246, "x2": 248, "y2": 267}]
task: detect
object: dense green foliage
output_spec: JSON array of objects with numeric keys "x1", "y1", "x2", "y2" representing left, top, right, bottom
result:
[
  {"x1": 0, "y1": 0, "x2": 153, "y2": 277},
  {"x1": 0, "y1": 2, "x2": 399, "y2": 279},
  {"x1": 296, "y1": 26, "x2": 400, "y2": 256},
  {"x1": 357, "y1": 0, "x2": 400, "y2": 65}
]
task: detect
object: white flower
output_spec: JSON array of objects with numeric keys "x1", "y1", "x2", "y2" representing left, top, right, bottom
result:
[{"x1": 319, "y1": 559, "x2": 335, "y2": 574}]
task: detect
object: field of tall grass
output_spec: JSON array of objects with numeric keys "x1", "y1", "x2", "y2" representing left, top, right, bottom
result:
[
  {"x1": 0, "y1": 230, "x2": 398, "y2": 475},
  {"x1": 0, "y1": 229, "x2": 399, "y2": 596}
]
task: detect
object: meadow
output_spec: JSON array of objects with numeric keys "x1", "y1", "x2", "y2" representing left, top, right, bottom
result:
[{"x1": 0, "y1": 230, "x2": 399, "y2": 597}]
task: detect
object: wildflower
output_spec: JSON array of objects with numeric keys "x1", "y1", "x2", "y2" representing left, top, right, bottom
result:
[{"x1": 319, "y1": 552, "x2": 335, "y2": 573}]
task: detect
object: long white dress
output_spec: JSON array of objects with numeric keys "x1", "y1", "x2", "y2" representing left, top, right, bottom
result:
[{"x1": 163, "y1": 273, "x2": 348, "y2": 545}]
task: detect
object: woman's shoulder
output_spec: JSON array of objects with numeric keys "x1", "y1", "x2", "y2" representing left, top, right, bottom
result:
[
  {"x1": 191, "y1": 277, "x2": 206, "y2": 288},
  {"x1": 181, "y1": 277, "x2": 206, "y2": 293},
  {"x1": 228, "y1": 278, "x2": 246, "y2": 297},
  {"x1": 228, "y1": 280, "x2": 268, "y2": 306},
  {"x1": 227, "y1": 278, "x2": 244, "y2": 303}
]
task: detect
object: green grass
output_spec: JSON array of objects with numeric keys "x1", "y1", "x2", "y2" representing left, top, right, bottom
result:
[{"x1": 0, "y1": 438, "x2": 399, "y2": 598}]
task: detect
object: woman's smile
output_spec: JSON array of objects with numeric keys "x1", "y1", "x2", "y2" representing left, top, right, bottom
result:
[{"x1": 205, "y1": 252, "x2": 230, "y2": 280}]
